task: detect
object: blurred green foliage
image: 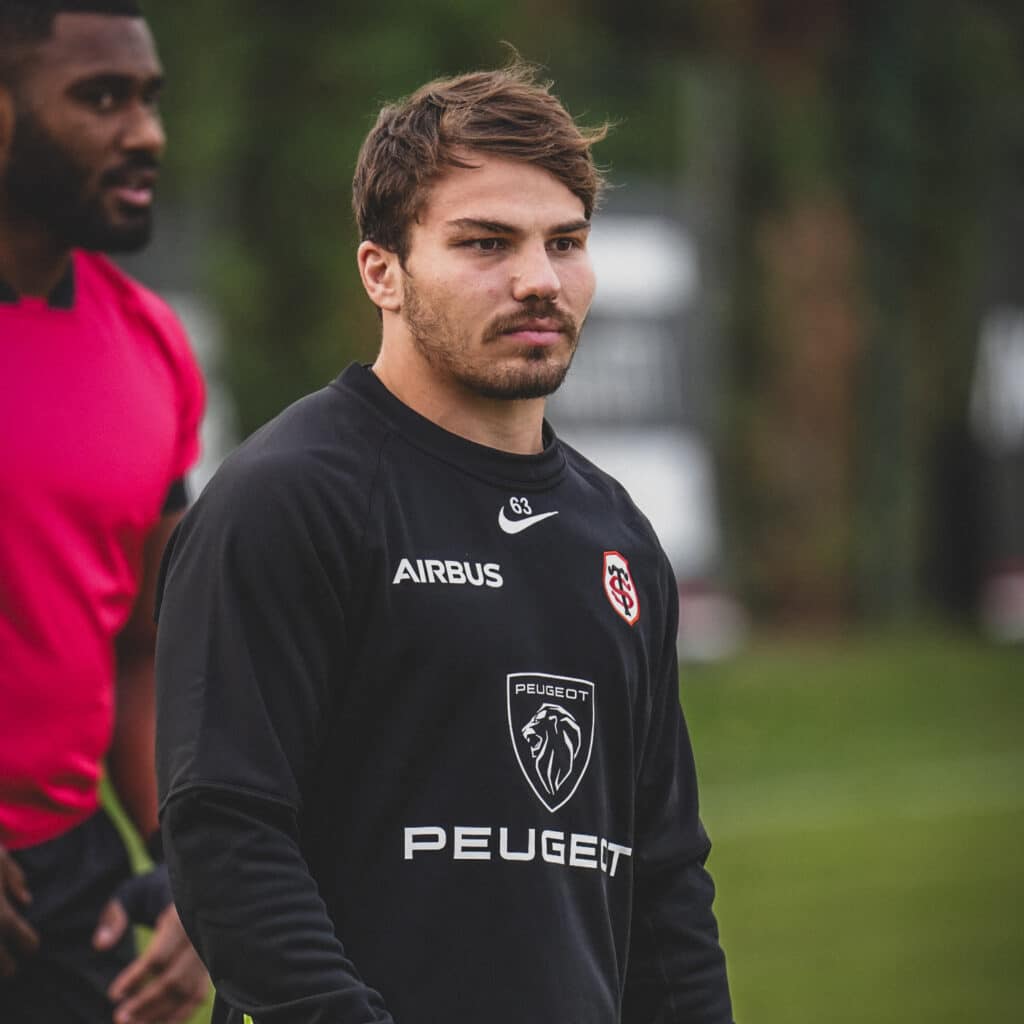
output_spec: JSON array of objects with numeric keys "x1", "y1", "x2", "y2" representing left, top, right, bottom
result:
[{"x1": 143, "y1": 1, "x2": 1024, "y2": 622}]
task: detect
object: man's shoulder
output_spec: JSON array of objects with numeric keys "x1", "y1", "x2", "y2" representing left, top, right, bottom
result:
[
  {"x1": 559, "y1": 437, "x2": 671, "y2": 560},
  {"x1": 560, "y1": 439, "x2": 644, "y2": 514},
  {"x1": 74, "y1": 251, "x2": 178, "y2": 323},
  {"x1": 173, "y1": 384, "x2": 384, "y2": 578},
  {"x1": 213, "y1": 382, "x2": 388, "y2": 503},
  {"x1": 74, "y1": 251, "x2": 202, "y2": 401}
]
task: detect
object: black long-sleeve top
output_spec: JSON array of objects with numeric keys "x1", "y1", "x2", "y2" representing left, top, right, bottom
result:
[{"x1": 155, "y1": 363, "x2": 733, "y2": 1023}]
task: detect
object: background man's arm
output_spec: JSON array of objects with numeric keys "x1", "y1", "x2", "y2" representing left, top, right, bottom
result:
[
  {"x1": 109, "y1": 510, "x2": 183, "y2": 840},
  {"x1": 0, "y1": 844, "x2": 38, "y2": 978},
  {"x1": 97, "y1": 507, "x2": 210, "y2": 1024}
]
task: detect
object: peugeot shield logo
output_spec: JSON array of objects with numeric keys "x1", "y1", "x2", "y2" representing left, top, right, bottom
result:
[{"x1": 508, "y1": 673, "x2": 595, "y2": 813}]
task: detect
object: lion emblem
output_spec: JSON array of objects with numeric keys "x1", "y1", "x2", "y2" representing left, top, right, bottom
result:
[{"x1": 521, "y1": 703, "x2": 583, "y2": 797}]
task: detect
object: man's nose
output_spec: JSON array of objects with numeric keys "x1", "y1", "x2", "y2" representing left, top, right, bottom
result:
[
  {"x1": 121, "y1": 102, "x2": 166, "y2": 157},
  {"x1": 511, "y1": 243, "x2": 561, "y2": 303}
]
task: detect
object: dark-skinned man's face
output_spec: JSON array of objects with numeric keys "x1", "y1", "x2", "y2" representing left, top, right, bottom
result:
[{"x1": 2, "y1": 12, "x2": 165, "y2": 251}]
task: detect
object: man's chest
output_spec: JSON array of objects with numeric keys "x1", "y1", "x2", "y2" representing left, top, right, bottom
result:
[
  {"x1": 334, "y1": 460, "x2": 657, "y2": 806},
  {"x1": 1, "y1": 308, "x2": 180, "y2": 522}
]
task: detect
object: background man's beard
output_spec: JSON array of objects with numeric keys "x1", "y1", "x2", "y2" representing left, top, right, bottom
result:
[
  {"x1": 403, "y1": 277, "x2": 579, "y2": 400},
  {"x1": 5, "y1": 112, "x2": 153, "y2": 252}
]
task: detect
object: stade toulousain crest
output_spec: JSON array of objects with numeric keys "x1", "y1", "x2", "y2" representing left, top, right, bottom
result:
[
  {"x1": 508, "y1": 673, "x2": 595, "y2": 813},
  {"x1": 603, "y1": 550, "x2": 640, "y2": 626}
]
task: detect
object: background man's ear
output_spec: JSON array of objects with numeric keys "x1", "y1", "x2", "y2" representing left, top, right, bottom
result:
[{"x1": 357, "y1": 240, "x2": 403, "y2": 313}]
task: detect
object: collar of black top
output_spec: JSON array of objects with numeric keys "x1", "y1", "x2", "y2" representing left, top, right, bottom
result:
[{"x1": 0, "y1": 261, "x2": 75, "y2": 309}]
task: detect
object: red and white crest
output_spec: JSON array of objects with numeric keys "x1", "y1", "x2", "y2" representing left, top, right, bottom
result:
[{"x1": 603, "y1": 551, "x2": 640, "y2": 626}]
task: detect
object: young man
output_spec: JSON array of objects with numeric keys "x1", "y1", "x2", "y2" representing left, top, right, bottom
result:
[
  {"x1": 156, "y1": 63, "x2": 734, "y2": 1023},
  {"x1": 0, "y1": 2, "x2": 209, "y2": 1021}
]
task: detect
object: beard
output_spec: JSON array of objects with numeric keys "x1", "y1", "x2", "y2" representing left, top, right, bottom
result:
[
  {"x1": 402, "y1": 274, "x2": 581, "y2": 401},
  {"x1": 4, "y1": 110, "x2": 155, "y2": 252}
]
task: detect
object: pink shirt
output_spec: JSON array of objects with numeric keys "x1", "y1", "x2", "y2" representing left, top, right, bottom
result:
[{"x1": 0, "y1": 251, "x2": 204, "y2": 848}]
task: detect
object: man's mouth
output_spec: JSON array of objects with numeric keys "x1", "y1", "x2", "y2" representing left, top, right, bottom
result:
[
  {"x1": 500, "y1": 318, "x2": 568, "y2": 346},
  {"x1": 104, "y1": 166, "x2": 159, "y2": 210}
]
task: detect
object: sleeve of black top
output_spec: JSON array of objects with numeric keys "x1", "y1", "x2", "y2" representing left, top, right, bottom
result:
[
  {"x1": 162, "y1": 790, "x2": 392, "y2": 1023},
  {"x1": 621, "y1": 562, "x2": 734, "y2": 1024},
  {"x1": 155, "y1": 455, "x2": 393, "y2": 1023}
]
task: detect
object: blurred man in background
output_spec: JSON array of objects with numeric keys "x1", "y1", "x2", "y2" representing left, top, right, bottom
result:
[
  {"x1": 0, "y1": 2, "x2": 209, "y2": 1020},
  {"x1": 156, "y1": 61, "x2": 733, "y2": 1023}
]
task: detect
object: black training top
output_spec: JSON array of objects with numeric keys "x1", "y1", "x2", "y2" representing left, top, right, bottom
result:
[{"x1": 155, "y1": 363, "x2": 733, "y2": 1024}]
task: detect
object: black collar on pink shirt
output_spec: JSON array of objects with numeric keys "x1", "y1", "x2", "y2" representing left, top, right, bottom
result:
[{"x1": 0, "y1": 261, "x2": 75, "y2": 309}]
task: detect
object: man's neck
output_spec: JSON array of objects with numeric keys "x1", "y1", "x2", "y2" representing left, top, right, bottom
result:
[
  {"x1": 0, "y1": 213, "x2": 73, "y2": 297},
  {"x1": 372, "y1": 349, "x2": 548, "y2": 456}
]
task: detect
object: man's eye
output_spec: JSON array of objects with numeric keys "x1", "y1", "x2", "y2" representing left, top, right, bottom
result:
[
  {"x1": 550, "y1": 237, "x2": 581, "y2": 253},
  {"x1": 84, "y1": 88, "x2": 117, "y2": 111},
  {"x1": 76, "y1": 81, "x2": 134, "y2": 112},
  {"x1": 470, "y1": 238, "x2": 506, "y2": 252}
]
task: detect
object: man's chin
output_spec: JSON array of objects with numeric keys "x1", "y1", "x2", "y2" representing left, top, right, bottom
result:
[
  {"x1": 78, "y1": 220, "x2": 153, "y2": 253},
  {"x1": 65, "y1": 198, "x2": 154, "y2": 252},
  {"x1": 469, "y1": 359, "x2": 573, "y2": 401}
]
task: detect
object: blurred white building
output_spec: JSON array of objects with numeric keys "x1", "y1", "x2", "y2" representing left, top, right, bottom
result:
[{"x1": 549, "y1": 200, "x2": 746, "y2": 660}]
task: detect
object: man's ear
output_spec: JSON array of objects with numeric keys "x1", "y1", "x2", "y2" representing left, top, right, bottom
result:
[{"x1": 357, "y1": 240, "x2": 403, "y2": 313}]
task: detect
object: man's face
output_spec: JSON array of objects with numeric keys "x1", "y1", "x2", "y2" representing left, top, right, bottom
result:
[
  {"x1": 399, "y1": 153, "x2": 596, "y2": 401},
  {"x1": 1, "y1": 13, "x2": 165, "y2": 251}
]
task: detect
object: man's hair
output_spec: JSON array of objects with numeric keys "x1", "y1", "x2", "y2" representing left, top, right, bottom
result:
[
  {"x1": 352, "y1": 60, "x2": 609, "y2": 263},
  {"x1": 0, "y1": 1, "x2": 142, "y2": 84}
]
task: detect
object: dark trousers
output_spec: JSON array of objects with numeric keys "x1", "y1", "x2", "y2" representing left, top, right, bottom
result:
[{"x1": 1, "y1": 810, "x2": 136, "y2": 1023}]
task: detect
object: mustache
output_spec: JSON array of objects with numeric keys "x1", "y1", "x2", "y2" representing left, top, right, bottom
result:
[
  {"x1": 100, "y1": 153, "x2": 160, "y2": 187},
  {"x1": 483, "y1": 302, "x2": 579, "y2": 342}
]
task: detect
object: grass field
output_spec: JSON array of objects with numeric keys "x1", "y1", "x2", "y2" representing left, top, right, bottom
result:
[
  {"x1": 120, "y1": 625, "x2": 1019, "y2": 1023},
  {"x1": 684, "y1": 626, "x2": 1023, "y2": 1023}
]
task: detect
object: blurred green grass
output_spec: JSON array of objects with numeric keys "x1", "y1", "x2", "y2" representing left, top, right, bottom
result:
[
  {"x1": 684, "y1": 627, "x2": 1023, "y2": 1023},
  {"x1": 110, "y1": 625, "x2": 1021, "y2": 1022}
]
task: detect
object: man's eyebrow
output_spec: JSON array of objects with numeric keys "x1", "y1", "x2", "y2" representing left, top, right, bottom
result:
[
  {"x1": 68, "y1": 71, "x2": 165, "y2": 93},
  {"x1": 445, "y1": 218, "x2": 518, "y2": 234},
  {"x1": 550, "y1": 219, "x2": 592, "y2": 234},
  {"x1": 445, "y1": 217, "x2": 591, "y2": 234}
]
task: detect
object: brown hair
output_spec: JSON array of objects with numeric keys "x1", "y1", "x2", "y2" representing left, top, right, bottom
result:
[{"x1": 352, "y1": 59, "x2": 609, "y2": 262}]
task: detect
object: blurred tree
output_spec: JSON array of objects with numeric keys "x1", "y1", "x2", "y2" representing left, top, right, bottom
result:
[
  {"x1": 729, "y1": 0, "x2": 865, "y2": 623},
  {"x1": 841, "y1": 0, "x2": 1024, "y2": 618}
]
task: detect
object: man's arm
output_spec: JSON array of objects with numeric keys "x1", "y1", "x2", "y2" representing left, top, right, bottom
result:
[
  {"x1": 162, "y1": 787, "x2": 393, "y2": 1024},
  {"x1": 108, "y1": 510, "x2": 183, "y2": 840},
  {"x1": 99, "y1": 507, "x2": 210, "y2": 1024},
  {"x1": 621, "y1": 568, "x2": 734, "y2": 1024},
  {"x1": 155, "y1": 456, "x2": 394, "y2": 1022},
  {"x1": 0, "y1": 844, "x2": 38, "y2": 978}
]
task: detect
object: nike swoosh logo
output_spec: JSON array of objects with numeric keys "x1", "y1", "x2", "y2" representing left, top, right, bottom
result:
[{"x1": 498, "y1": 507, "x2": 559, "y2": 535}]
